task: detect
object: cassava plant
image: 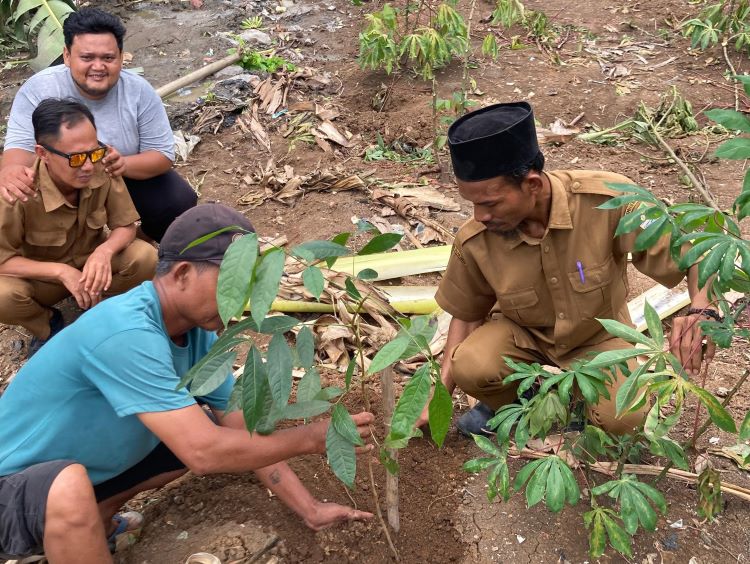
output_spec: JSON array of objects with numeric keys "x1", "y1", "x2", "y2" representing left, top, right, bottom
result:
[
  {"x1": 682, "y1": 0, "x2": 750, "y2": 55},
  {"x1": 464, "y1": 83, "x2": 750, "y2": 558}
]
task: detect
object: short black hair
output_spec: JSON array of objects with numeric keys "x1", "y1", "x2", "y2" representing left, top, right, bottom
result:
[
  {"x1": 505, "y1": 151, "x2": 546, "y2": 187},
  {"x1": 154, "y1": 259, "x2": 218, "y2": 278},
  {"x1": 63, "y1": 8, "x2": 126, "y2": 51},
  {"x1": 32, "y1": 98, "x2": 96, "y2": 145}
]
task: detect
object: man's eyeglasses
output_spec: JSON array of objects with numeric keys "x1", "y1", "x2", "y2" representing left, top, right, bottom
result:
[{"x1": 41, "y1": 143, "x2": 107, "y2": 168}]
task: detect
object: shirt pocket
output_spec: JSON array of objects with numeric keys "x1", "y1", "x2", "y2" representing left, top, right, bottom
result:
[
  {"x1": 567, "y1": 256, "x2": 614, "y2": 319},
  {"x1": 24, "y1": 229, "x2": 68, "y2": 260},
  {"x1": 496, "y1": 287, "x2": 542, "y2": 326},
  {"x1": 86, "y1": 208, "x2": 108, "y2": 230}
]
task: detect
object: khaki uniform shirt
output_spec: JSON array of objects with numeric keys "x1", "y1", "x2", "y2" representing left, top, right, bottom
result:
[
  {"x1": 0, "y1": 159, "x2": 140, "y2": 269},
  {"x1": 435, "y1": 170, "x2": 684, "y2": 356}
]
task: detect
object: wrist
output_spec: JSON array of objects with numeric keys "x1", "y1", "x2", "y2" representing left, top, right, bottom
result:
[{"x1": 686, "y1": 307, "x2": 722, "y2": 322}]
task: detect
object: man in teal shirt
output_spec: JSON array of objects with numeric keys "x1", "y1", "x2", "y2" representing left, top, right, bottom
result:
[{"x1": 0, "y1": 203, "x2": 374, "y2": 562}]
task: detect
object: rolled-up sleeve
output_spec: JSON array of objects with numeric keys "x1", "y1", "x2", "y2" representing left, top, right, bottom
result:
[
  {"x1": 0, "y1": 203, "x2": 24, "y2": 265},
  {"x1": 104, "y1": 177, "x2": 141, "y2": 229}
]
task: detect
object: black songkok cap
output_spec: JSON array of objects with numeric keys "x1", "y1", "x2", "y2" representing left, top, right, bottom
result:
[{"x1": 448, "y1": 101, "x2": 539, "y2": 182}]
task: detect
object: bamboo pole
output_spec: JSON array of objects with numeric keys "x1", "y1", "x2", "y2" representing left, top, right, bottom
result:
[
  {"x1": 156, "y1": 52, "x2": 242, "y2": 99},
  {"x1": 381, "y1": 366, "x2": 400, "y2": 532}
]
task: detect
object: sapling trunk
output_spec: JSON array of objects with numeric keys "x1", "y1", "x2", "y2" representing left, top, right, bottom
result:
[{"x1": 381, "y1": 366, "x2": 400, "y2": 532}]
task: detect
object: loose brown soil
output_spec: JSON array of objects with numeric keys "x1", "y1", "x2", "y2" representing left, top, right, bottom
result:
[{"x1": 2, "y1": 0, "x2": 750, "y2": 562}]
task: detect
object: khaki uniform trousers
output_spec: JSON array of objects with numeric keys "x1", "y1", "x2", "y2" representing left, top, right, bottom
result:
[
  {"x1": 0, "y1": 240, "x2": 156, "y2": 338},
  {"x1": 451, "y1": 316, "x2": 648, "y2": 435}
]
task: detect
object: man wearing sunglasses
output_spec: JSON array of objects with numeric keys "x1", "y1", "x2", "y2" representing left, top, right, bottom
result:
[
  {"x1": 0, "y1": 98, "x2": 156, "y2": 357},
  {"x1": 0, "y1": 8, "x2": 196, "y2": 243}
]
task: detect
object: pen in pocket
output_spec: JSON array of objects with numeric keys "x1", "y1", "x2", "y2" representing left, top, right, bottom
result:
[{"x1": 576, "y1": 261, "x2": 585, "y2": 283}]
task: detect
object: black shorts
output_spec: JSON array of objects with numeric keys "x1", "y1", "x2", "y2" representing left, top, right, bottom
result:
[
  {"x1": 0, "y1": 460, "x2": 75, "y2": 558},
  {"x1": 0, "y1": 443, "x2": 185, "y2": 558}
]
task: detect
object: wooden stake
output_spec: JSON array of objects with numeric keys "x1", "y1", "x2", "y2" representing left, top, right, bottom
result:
[{"x1": 381, "y1": 366, "x2": 400, "y2": 533}]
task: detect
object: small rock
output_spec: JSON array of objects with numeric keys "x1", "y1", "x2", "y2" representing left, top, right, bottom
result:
[
  {"x1": 516, "y1": 535, "x2": 526, "y2": 544},
  {"x1": 709, "y1": 437, "x2": 721, "y2": 445},
  {"x1": 716, "y1": 386, "x2": 729, "y2": 397},
  {"x1": 238, "y1": 29, "x2": 272, "y2": 46},
  {"x1": 177, "y1": 531, "x2": 189, "y2": 540}
]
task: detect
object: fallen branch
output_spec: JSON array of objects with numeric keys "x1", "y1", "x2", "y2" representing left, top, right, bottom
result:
[{"x1": 647, "y1": 121, "x2": 720, "y2": 210}]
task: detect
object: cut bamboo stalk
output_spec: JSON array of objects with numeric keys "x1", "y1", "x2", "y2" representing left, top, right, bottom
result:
[
  {"x1": 329, "y1": 246, "x2": 450, "y2": 281},
  {"x1": 268, "y1": 282, "x2": 690, "y2": 323},
  {"x1": 381, "y1": 366, "x2": 400, "y2": 533},
  {"x1": 157, "y1": 52, "x2": 242, "y2": 99}
]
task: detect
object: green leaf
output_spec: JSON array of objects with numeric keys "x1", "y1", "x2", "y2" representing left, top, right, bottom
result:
[
  {"x1": 282, "y1": 400, "x2": 331, "y2": 419},
  {"x1": 358, "y1": 233, "x2": 403, "y2": 255},
  {"x1": 602, "y1": 513, "x2": 633, "y2": 558},
  {"x1": 249, "y1": 248, "x2": 285, "y2": 326},
  {"x1": 367, "y1": 336, "x2": 410, "y2": 375},
  {"x1": 314, "y1": 386, "x2": 343, "y2": 401},
  {"x1": 688, "y1": 383, "x2": 737, "y2": 433},
  {"x1": 586, "y1": 510, "x2": 607, "y2": 558},
  {"x1": 428, "y1": 379, "x2": 453, "y2": 447},
  {"x1": 302, "y1": 266, "x2": 325, "y2": 300},
  {"x1": 525, "y1": 457, "x2": 551, "y2": 508},
  {"x1": 463, "y1": 457, "x2": 498, "y2": 473},
  {"x1": 699, "y1": 242, "x2": 729, "y2": 289},
  {"x1": 344, "y1": 357, "x2": 356, "y2": 391},
  {"x1": 597, "y1": 318, "x2": 654, "y2": 347},
  {"x1": 642, "y1": 300, "x2": 664, "y2": 345},
  {"x1": 297, "y1": 367, "x2": 322, "y2": 402},
  {"x1": 388, "y1": 364, "x2": 432, "y2": 440},
  {"x1": 715, "y1": 137, "x2": 750, "y2": 160},
  {"x1": 513, "y1": 458, "x2": 545, "y2": 491},
  {"x1": 266, "y1": 333, "x2": 293, "y2": 407},
  {"x1": 326, "y1": 424, "x2": 356, "y2": 488},
  {"x1": 242, "y1": 346, "x2": 270, "y2": 433},
  {"x1": 331, "y1": 404, "x2": 365, "y2": 446},
  {"x1": 615, "y1": 370, "x2": 643, "y2": 416},
  {"x1": 356, "y1": 268, "x2": 379, "y2": 280},
  {"x1": 740, "y1": 411, "x2": 750, "y2": 441},
  {"x1": 634, "y1": 215, "x2": 669, "y2": 251},
  {"x1": 473, "y1": 433, "x2": 502, "y2": 456},
  {"x1": 217, "y1": 233, "x2": 258, "y2": 326},
  {"x1": 344, "y1": 277, "x2": 362, "y2": 301},
  {"x1": 292, "y1": 240, "x2": 351, "y2": 261},
  {"x1": 251, "y1": 315, "x2": 300, "y2": 334},
  {"x1": 545, "y1": 461, "x2": 565, "y2": 513},
  {"x1": 296, "y1": 326, "x2": 315, "y2": 369},
  {"x1": 704, "y1": 109, "x2": 750, "y2": 133},
  {"x1": 189, "y1": 350, "x2": 237, "y2": 396},
  {"x1": 560, "y1": 461, "x2": 581, "y2": 505}
]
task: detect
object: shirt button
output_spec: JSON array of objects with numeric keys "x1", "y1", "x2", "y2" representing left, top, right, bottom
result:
[
  {"x1": 558, "y1": 312, "x2": 565, "y2": 319},
  {"x1": 550, "y1": 277, "x2": 558, "y2": 284},
  {"x1": 572, "y1": 182, "x2": 581, "y2": 189},
  {"x1": 543, "y1": 245, "x2": 550, "y2": 253}
]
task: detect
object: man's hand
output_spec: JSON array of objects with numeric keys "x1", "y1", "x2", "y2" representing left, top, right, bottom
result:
[
  {"x1": 303, "y1": 501, "x2": 373, "y2": 531},
  {"x1": 81, "y1": 246, "x2": 114, "y2": 298},
  {"x1": 102, "y1": 145, "x2": 127, "y2": 178},
  {"x1": 58, "y1": 264, "x2": 96, "y2": 309},
  {"x1": 669, "y1": 312, "x2": 716, "y2": 377},
  {"x1": 0, "y1": 164, "x2": 36, "y2": 203}
]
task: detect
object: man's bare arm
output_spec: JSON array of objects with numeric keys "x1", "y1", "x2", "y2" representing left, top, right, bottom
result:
[{"x1": 138, "y1": 404, "x2": 374, "y2": 475}]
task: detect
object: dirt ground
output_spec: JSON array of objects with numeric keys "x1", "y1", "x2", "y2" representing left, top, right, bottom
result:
[{"x1": 2, "y1": 0, "x2": 750, "y2": 562}]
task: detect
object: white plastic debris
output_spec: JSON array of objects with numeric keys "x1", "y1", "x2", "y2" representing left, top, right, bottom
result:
[
  {"x1": 516, "y1": 535, "x2": 526, "y2": 544},
  {"x1": 670, "y1": 519, "x2": 685, "y2": 529}
]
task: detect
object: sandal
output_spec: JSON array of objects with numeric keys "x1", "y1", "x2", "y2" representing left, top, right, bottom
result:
[{"x1": 107, "y1": 511, "x2": 144, "y2": 553}]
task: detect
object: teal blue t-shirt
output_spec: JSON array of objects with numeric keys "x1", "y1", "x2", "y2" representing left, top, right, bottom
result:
[{"x1": 0, "y1": 281, "x2": 233, "y2": 484}]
